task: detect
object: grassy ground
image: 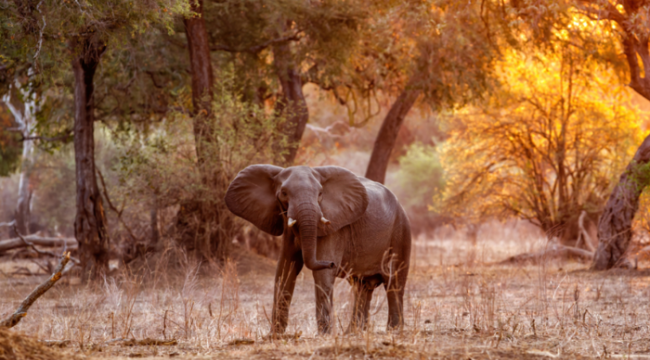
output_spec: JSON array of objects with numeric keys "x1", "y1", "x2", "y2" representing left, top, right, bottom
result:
[{"x1": 2, "y1": 229, "x2": 650, "y2": 359}]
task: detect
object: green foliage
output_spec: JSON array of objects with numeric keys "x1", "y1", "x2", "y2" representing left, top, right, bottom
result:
[
  {"x1": 395, "y1": 143, "x2": 445, "y2": 209},
  {"x1": 0, "y1": 106, "x2": 21, "y2": 176},
  {"x1": 114, "y1": 68, "x2": 285, "y2": 216},
  {"x1": 0, "y1": 133, "x2": 21, "y2": 177},
  {"x1": 0, "y1": 0, "x2": 192, "y2": 140},
  {"x1": 627, "y1": 161, "x2": 650, "y2": 195},
  {"x1": 201, "y1": 0, "x2": 366, "y2": 107}
]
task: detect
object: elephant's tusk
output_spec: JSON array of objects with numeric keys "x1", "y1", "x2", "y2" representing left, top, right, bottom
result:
[
  {"x1": 320, "y1": 217, "x2": 331, "y2": 225},
  {"x1": 287, "y1": 218, "x2": 296, "y2": 227}
]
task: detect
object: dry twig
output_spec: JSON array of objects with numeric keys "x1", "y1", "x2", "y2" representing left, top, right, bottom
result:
[
  {"x1": 578, "y1": 211, "x2": 597, "y2": 252},
  {"x1": 0, "y1": 252, "x2": 71, "y2": 328}
]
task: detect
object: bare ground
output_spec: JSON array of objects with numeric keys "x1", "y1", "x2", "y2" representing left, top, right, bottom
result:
[{"x1": 2, "y1": 231, "x2": 650, "y2": 359}]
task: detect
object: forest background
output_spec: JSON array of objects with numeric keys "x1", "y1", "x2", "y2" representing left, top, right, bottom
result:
[{"x1": 2, "y1": 0, "x2": 650, "y2": 277}]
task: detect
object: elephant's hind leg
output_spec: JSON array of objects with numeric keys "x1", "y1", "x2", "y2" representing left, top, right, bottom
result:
[
  {"x1": 347, "y1": 275, "x2": 382, "y2": 333},
  {"x1": 384, "y1": 214, "x2": 411, "y2": 330},
  {"x1": 382, "y1": 255, "x2": 409, "y2": 330},
  {"x1": 384, "y1": 276, "x2": 405, "y2": 330}
]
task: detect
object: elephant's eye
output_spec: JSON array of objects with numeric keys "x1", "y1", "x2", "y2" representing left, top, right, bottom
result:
[{"x1": 281, "y1": 190, "x2": 288, "y2": 197}]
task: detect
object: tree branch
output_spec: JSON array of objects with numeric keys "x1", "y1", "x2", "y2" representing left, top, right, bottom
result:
[
  {"x1": 210, "y1": 33, "x2": 300, "y2": 54},
  {"x1": 21, "y1": 131, "x2": 73, "y2": 142},
  {"x1": 97, "y1": 169, "x2": 141, "y2": 243},
  {"x1": 0, "y1": 252, "x2": 71, "y2": 328}
]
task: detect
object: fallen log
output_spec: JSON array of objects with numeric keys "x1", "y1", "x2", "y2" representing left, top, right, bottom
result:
[
  {"x1": 11, "y1": 224, "x2": 80, "y2": 265},
  {"x1": 500, "y1": 243, "x2": 594, "y2": 265},
  {"x1": 0, "y1": 236, "x2": 77, "y2": 253},
  {"x1": 0, "y1": 221, "x2": 15, "y2": 228},
  {"x1": 1, "y1": 252, "x2": 71, "y2": 328}
]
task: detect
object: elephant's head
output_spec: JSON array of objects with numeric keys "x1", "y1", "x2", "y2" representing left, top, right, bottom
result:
[{"x1": 225, "y1": 165, "x2": 369, "y2": 271}]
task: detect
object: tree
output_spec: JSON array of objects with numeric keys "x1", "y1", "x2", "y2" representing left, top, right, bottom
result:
[
  {"x1": 440, "y1": 44, "x2": 644, "y2": 240},
  {"x1": 364, "y1": 0, "x2": 499, "y2": 183},
  {"x1": 1, "y1": 0, "x2": 189, "y2": 279},
  {"x1": 2, "y1": 78, "x2": 39, "y2": 236},
  {"x1": 70, "y1": 34, "x2": 111, "y2": 279},
  {"x1": 202, "y1": 0, "x2": 364, "y2": 166},
  {"x1": 503, "y1": 0, "x2": 650, "y2": 268},
  {"x1": 573, "y1": 0, "x2": 650, "y2": 269},
  {"x1": 271, "y1": 34, "x2": 309, "y2": 166}
]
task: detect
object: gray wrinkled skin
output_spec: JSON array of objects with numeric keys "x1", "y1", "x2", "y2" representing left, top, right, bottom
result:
[{"x1": 225, "y1": 165, "x2": 411, "y2": 334}]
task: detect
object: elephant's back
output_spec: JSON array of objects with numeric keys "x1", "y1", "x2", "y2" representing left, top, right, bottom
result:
[{"x1": 359, "y1": 177, "x2": 400, "y2": 228}]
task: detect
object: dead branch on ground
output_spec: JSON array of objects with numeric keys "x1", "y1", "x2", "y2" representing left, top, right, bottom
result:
[
  {"x1": 11, "y1": 224, "x2": 80, "y2": 265},
  {"x1": 0, "y1": 252, "x2": 71, "y2": 328},
  {"x1": 0, "y1": 220, "x2": 15, "y2": 228},
  {"x1": 500, "y1": 243, "x2": 594, "y2": 265},
  {"x1": 0, "y1": 236, "x2": 77, "y2": 253},
  {"x1": 124, "y1": 338, "x2": 178, "y2": 346}
]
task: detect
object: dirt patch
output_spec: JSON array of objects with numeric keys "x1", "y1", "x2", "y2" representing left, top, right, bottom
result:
[
  {"x1": 229, "y1": 244, "x2": 276, "y2": 276},
  {"x1": 0, "y1": 328, "x2": 78, "y2": 360},
  {"x1": 117, "y1": 243, "x2": 276, "y2": 280}
]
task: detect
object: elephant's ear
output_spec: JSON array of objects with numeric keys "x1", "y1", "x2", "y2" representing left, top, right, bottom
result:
[
  {"x1": 314, "y1": 166, "x2": 369, "y2": 236},
  {"x1": 225, "y1": 164, "x2": 284, "y2": 236}
]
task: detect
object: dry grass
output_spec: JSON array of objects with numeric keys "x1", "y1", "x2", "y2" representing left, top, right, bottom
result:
[{"x1": 2, "y1": 225, "x2": 650, "y2": 359}]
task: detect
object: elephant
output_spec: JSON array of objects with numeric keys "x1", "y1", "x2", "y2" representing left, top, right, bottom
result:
[{"x1": 225, "y1": 165, "x2": 411, "y2": 334}]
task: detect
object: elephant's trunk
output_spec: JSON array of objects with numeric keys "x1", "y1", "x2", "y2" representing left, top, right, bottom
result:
[{"x1": 295, "y1": 204, "x2": 335, "y2": 271}]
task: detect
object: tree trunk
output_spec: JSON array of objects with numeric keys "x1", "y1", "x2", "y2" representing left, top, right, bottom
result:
[
  {"x1": 3, "y1": 82, "x2": 36, "y2": 236},
  {"x1": 71, "y1": 36, "x2": 109, "y2": 281},
  {"x1": 184, "y1": 0, "x2": 214, "y2": 167},
  {"x1": 592, "y1": 134, "x2": 650, "y2": 270},
  {"x1": 150, "y1": 195, "x2": 159, "y2": 246},
  {"x1": 272, "y1": 37, "x2": 308, "y2": 167},
  {"x1": 177, "y1": 0, "x2": 230, "y2": 259},
  {"x1": 365, "y1": 82, "x2": 421, "y2": 184}
]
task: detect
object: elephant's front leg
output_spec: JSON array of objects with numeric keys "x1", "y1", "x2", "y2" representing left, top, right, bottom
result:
[
  {"x1": 313, "y1": 269, "x2": 336, "y2": 334},
  {"x1": 271, "y1": 234, "x2": 304, "y2": 335}
]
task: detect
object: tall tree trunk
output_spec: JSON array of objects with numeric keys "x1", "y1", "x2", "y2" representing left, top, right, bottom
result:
[
  {"x1": 177, "y1": 0, "x2": 230, "y2": 259},
  {"x1": 592, "y1": 135, "x2": 650, "y2": 270},
  {"x1": 184, "y1": 0, "x2": 214, "y2": 167},
  {"x1": 365, "y1": 81, "x2": 421, "y2": 184},
  {"x1": 71, "y1": 36, "x2": 109, "y2": 281},
  {"x1": 3, "y1": 82, "x2": 36, "y2": 236},
  {"x1": 272, "y1": 37, "x2": 308, "y2": 167}
]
